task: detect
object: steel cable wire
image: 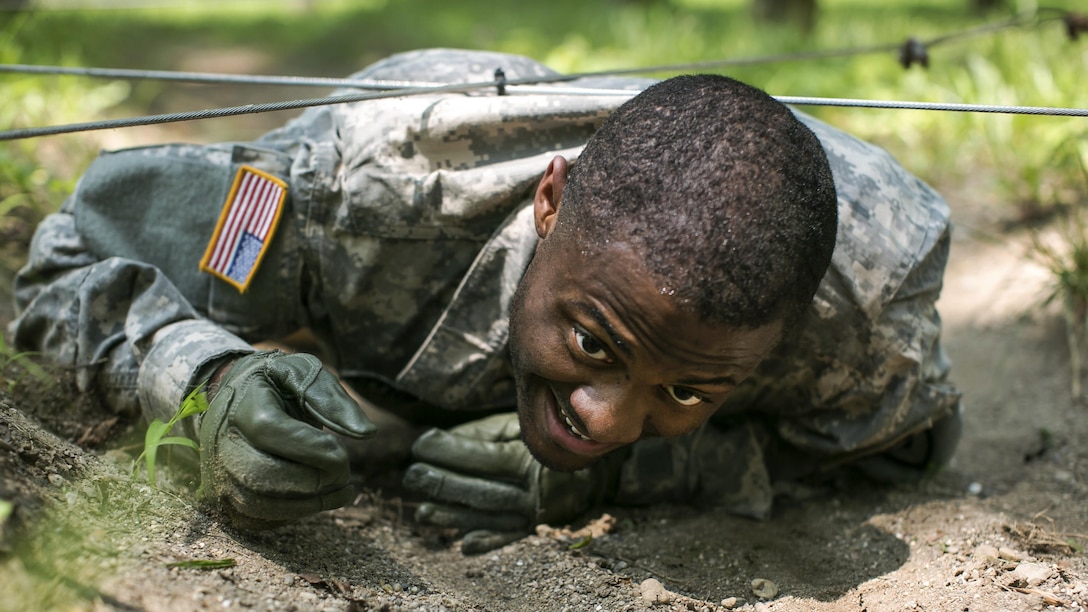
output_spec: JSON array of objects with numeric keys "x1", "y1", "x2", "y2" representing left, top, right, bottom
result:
[
  {"x1": 0, "y1": 9, "x2": 1084, "y2": 141},
  {"x1": 0, "y1": 10, "x2": 1075, "y2": 89}
]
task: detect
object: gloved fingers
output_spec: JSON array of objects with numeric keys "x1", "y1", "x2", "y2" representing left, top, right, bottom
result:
[
  {"x1": 264, "y1": 353, "x2": 377, "y2": 440},
  {"x1": 414, "y1": 502, "x2": 527, "y2": 533},
  {"x1": 446, "y1": 412, "x2": 523, "y2": 441},
  {"x1": 211, "y1": 482, "x2": 357, "y2": 530},
  {"x1": 852, "y1": 452, "x2": 929, "y2": 484},
  {"x1": 461, "y1": 529, "x2": 526, "y2": 555},
  {"x1": 231, "y1": 383, "x2": 351, "y2": 478},
  {"x1": 411, "y1": 427, "x2": 533, "y2": 481},
  {"x1": 218, "y1": 429, "x2": 351, "y2": 497},
  {"x1": 403, "y1": 462, "x2": 531, "y2": 513},
  {"x1": 853, "y1": 411, "x2": 964, "y2": 484}
]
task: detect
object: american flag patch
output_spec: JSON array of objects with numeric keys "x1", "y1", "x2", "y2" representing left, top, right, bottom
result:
[{"x1": 199, "y1": 166, "x2": 287, "y2": 292}]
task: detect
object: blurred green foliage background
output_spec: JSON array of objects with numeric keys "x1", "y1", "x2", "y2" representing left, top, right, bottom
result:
[{"x1": 0, "y1": 0, "x2": 1086, "y2": 284}]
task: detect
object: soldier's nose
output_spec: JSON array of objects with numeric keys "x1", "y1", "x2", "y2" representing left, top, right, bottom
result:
[{"x1": 569, "y1": 383, "x2": 646, "y2": 445}]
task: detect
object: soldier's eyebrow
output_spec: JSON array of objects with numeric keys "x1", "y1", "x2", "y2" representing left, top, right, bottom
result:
[
  {"x1": 572, "y1": 302, "x2": 631, "y2": 356},
  {"x1": 674, "y1": 375, "x2": 737, "y2": 388}
]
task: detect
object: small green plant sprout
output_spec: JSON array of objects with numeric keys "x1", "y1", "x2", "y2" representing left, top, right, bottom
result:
[
  {"x1": 0, "y1": 331, "x2": 49, "y2": 394},
  {"x1": 1031, "y1": 200, "x2": 1088, "y2": 399},
  {"x1": 0, "y1": 498, "x2": 13, "y2": 528},
  {"x1": 0, "y1": 498, "x2": 12, "y2": 547},
  {"x1": 567, "y1": 534, "x2": 593, "y2": 550},
  {"x1": 133, "y1": 384, "x2": 209, "y2": 488}
]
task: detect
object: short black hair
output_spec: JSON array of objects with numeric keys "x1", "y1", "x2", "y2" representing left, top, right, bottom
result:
[{"x1": 556, "y1": 74, "x2": 838, "y2": 330}]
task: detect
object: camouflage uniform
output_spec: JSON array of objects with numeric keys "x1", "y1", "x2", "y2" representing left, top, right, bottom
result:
[{"x1": 11, "y1": 49, "x2": 960, "y2": 516}]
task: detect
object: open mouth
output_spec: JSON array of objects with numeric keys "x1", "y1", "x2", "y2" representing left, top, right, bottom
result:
[{"x1": 556, "y1": 396, "x2": 593, "y2": 442}]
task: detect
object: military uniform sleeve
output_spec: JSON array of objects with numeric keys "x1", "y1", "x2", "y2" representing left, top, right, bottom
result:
[
  {"x1": 10, "y1": 199, "x2": 253, "y2": 429},
  {"x1": 10, "y1": 141, "x2": 303, "y2": 432}
]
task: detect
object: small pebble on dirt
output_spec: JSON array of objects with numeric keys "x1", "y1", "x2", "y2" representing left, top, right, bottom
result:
[
  {"x1": 1013, "y1": 562, "x2": 1052, "y2": 586},
  {"x1": 974, "y1": 544, "x2": 999, "y2": 559},
  {"x1": 720, "y1": 596, "x2": 738, "y2": 609},
  {"x1": 998, "y1": 547, "x2": 1024, "y2": 561},
  {"x1": 751, "y1": 578, "x2": 778, "y2": 599},
  {"x1": 640, "y1": 578, "x2": 671, "y2": 605},
  {"x1": 967, "y1": 482, "x2": 983, "y2": 496}
]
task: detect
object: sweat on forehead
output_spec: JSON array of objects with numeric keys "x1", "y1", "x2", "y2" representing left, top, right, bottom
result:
[{"x1": 554, "y1": 73, "x2": 839, "y2": 331}]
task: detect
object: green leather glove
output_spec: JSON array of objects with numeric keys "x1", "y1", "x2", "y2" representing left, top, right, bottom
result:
[
  {"x1": 852, "y1": 402, "x2": 963, "y2": 483},
  {"x1": 403, "y1": 413, "x2": 621, "y2": 554},
  {"x1": 199, "y1": 351, "x2": 376, "y2": 530}
]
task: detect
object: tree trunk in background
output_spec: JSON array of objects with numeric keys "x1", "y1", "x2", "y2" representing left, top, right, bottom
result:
[{"x1": 752, "y1": 0, "x2": 817, "y2": 32}]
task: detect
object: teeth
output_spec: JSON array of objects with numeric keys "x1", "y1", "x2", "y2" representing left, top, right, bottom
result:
[{"x1": 561, "y1": 406, "x2": 593, "y2": 441}]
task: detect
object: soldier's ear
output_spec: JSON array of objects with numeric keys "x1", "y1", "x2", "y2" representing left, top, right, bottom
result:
[{"x1": 533, "y1": 156, "x2": 568, "y2": 239}]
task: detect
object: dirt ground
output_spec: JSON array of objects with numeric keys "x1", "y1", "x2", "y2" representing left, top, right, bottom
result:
[{"x1": 2, "y1": 166, "x2": 1087, "y2": 611}]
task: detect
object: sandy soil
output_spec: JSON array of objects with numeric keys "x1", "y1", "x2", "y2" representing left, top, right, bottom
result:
[{"x1": 1, "y1": 187, "x2": 1086, "y2": 612}]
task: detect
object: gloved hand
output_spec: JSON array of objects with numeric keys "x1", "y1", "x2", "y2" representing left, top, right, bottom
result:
[
  {"x1": 852, "y1": 402, "x2": 963, "y2": 484},
  {"x1": 403, "y1": 412, "x2": 621, "y2": 554},
  {"x1": 199, "y1": 351, "x2": 376, "y2": 530}
]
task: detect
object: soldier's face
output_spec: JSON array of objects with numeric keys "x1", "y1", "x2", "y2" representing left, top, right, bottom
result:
[{"x1": 507, "y1": 158, "x2": 782, "y2": 472}]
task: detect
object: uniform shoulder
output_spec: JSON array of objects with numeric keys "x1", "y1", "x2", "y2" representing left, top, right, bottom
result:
[
  {"x1": 794, "y1": 111, "x2": 952, "y2": 317},
  {"x1": 343, "y1": 48, "x2": 558, "y2": 87}
]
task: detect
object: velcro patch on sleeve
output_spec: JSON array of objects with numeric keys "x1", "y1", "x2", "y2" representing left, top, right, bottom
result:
[{"x1": 199, "y1": 165, "x2": 287, "y2": 293}]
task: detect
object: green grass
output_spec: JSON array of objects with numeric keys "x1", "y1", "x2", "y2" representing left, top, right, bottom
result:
[
  {"x1": 2, "y1": 439, "x2": 200, "y2": 611},
  {"x1": 1032, "y1": 193, "x2": 1088, "y2": 396},
  {"x1": 0, "y1": 330, "x2": 48, "y2": 394},
  {"x1": 0, "y1": 10, "x2": 131, "y2": 280},
  {"x1": 132, "y1": 384, "x2": 209, "y2": 490}
]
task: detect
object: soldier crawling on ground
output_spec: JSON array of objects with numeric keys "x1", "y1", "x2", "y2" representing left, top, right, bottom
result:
[{"x1": 11, "y1": 49, "x2": 961, "y2": 553}]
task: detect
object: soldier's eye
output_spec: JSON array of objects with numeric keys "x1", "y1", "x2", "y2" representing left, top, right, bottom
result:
[
  {"x1": 574, "y1": 328, "x2": 610, "y2": 362},
  {"x1": 664, "y1": 385, "x2": 704, "y2": 407}
]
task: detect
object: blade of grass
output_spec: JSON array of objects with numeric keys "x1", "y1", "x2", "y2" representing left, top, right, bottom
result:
[
  {"x1": 165, "y1": 558, "x2": 236, "y2": 570},
  {"x1": 137, "y1": 419, "x2": 173, "y2": 488},
  {"x1": 133, "y1": 383, "x2": 210, "y2": 488},
  {"x1": 155, "y1": 436, "x2": 200, "y2": 451}
]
